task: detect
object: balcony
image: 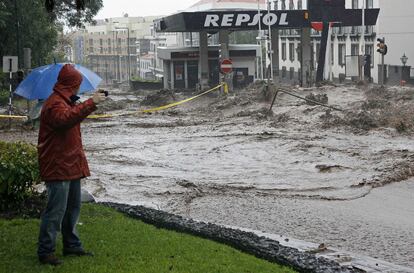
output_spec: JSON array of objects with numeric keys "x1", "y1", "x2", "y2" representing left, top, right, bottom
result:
[{"x1": 280, "y1": 29, "x2": 301, "y2": 38}]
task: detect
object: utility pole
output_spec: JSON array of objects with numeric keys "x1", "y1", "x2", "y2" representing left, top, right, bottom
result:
[
  {"x1": 381, "y1": 49, "x2": 384, "y2": 85},
  {"x1": 14, "y1": 0, "x2": 21, "y2": 68},
  {"x1": 267, "y1": 0, "x2": 274, "y2": 82}
]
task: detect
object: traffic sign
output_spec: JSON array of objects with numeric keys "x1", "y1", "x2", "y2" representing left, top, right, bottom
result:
[
  {"x1": 2, "y1": 56, "x2": 18, "y2": 73},
  {"x1": 220, "y1": 59, "x2": 233, "y2": 74}
]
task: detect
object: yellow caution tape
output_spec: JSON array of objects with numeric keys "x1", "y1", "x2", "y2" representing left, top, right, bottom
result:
[
  {"x1": 0, "y1": 114, "x2": 28, "y2": 120},
  {"x1": 88, "y1": 83, "x2": 225, "y2": 119},
  {"x1": 0, "y1": 83, "x2": 226, "y2": 121},
  {"x1": 223, "y1": 83, "x2": 229, "y2": 95}
]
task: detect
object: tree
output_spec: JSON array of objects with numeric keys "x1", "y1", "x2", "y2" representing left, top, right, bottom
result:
[
  {"x1": 0, "y1": 0, "x2": 102, "y2": 68},
  {"x1": 46, "y1": 0, "x2": 103, "y2": 28},
  {"x1": 230, "y1": 31, "x2": 259, "y2": 44},
  {"x1": 0, "y1": 0, "x2": 56, "y2": 67},
  {"x1": 0, "y1": 2, "x2": 10, "y2": 28}
]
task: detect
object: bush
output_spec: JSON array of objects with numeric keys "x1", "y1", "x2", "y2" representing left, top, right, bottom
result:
[
  {"x1": 131, "y1": 76, "x2": 161, "y2": 83},
  {"x1": 0, "y1": 89, "x2": 9, "y2": 105},
  {"x1": 0, "y1": 141, "x2": 40, "y2": 211}
]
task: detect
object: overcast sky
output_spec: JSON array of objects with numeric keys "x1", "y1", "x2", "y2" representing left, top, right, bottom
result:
[{"x1": 95, "y1": 0, "x2": 199, "y2": 19}]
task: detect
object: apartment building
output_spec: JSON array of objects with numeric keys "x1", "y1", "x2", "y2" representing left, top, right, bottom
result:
[
  {"x1": 71, "y1": 15, "x2": 159, "y2": 84},
  {"x1": 277, "y1": 0, "x2": 414, "y2": 85}
]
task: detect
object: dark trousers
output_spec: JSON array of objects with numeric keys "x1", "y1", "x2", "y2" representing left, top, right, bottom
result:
[{"x1": 37, "y1": 180, "x2": 83, "y2": 257}]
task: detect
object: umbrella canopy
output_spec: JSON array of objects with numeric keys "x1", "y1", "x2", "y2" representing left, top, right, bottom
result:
[{"x1": 15, "y1": 63, "x2": 102, "y2": 100}]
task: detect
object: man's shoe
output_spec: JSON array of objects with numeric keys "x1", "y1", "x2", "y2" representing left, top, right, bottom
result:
[
  {"x1": 63, "y1": 248, "x2": 94, "y2": 257},
  {"x1": 39, "y1": 254, "x2": 63, "y2": 266}
]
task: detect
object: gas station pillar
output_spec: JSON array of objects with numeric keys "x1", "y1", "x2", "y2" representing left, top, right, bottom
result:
[
  {"x1": 219, "y1": 30, "x2": 233, "y2": 91},
  {"x1": 271, "y1": 29, "x2": 280, "y2": 81},
  {"x1": 301, "y1": 28, "x2": 312, "y2": 87},
  {"x1": 199, "y1": 31, "x2": 209, "y2": 89}
]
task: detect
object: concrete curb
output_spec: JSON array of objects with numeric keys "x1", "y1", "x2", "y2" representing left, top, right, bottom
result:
[
  {"x1": 100, "y1": 202, "x2": 358, "y2": 273},
  {"x1": 81, "y1": 189, "x2": 96, "y2": 203}
]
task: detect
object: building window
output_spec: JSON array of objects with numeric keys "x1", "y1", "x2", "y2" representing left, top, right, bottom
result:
[
  {"x1": 281, "y1": 0, "x2": 286, "y2": 10},
  {"x1": 351, "y1": 44, "x2": 359, "y2": 55},
  {"x1": 366, "y1": 0, "x2": 373, "y2": 8},
  {"x1": 282, "y1": 43, "x2": 287, "y2": 61},
  {"x1": 365, "y1": 44, "x2": 374, "y2": 66},
  {"x1": 331, "y1": 43, "x2": 334, "y2": 65},
  {"x1": 289, "y1": 0, "x2": 294, "y2": 9},
  {"x1": 338, "y1": 44, "x2": 346, "y2": 66},
  {"x1": 352, "y1": 0, "x2": 359, "y2": 8},
  {"x1": 297, "y1": 0, "x2": 302, "y2": 9},
  {"x1": 289, "y1": 43, "x2": 295, "y2": 61}
]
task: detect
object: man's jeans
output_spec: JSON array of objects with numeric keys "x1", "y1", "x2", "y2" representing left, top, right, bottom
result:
[{"x1": 37, "y1": 180, "x2": 83, "y2": 257}]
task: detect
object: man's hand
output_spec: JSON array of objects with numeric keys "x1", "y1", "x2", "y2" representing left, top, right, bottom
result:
[{"x1": 92, "y1": 90, "x2": 107, "y2": 105}]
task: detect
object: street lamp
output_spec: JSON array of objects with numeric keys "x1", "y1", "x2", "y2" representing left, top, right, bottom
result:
[
  {"x1": 135, "y1": 40, "x2": 141, "y2": 79},
  {"x1": 401, "y1": 53, "x2": 408, "y2": 67}
]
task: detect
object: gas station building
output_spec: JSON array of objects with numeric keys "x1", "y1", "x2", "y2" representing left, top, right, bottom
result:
[
  {"x1": 158, "y1": 44, "x2": 260, "y2": 89},
  {"x1": 155, "y1": 0, "x2": 379, "y2": 90}
]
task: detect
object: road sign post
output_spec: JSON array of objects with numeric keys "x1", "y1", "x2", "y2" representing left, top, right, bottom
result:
[
  {"x1": 3, "y1": 56, "x2": 18, "y2": 127},
  {"x1": 220, "y1": 59, "x2": 233, "y2": 93},
  {"x1": 220, "y1": 59, "x2": 233, "y2": 74}
]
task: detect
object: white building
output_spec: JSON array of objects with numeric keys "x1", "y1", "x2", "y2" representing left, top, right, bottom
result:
[
  {"x1": 71, "y1": 15, "x2": 160, "y2": 84},
  {"x1": 145, "y1": 25, "x2": 180, "y2": 80},
  {"x1": 277, "y1": 0, "x2": 414, "y2": 85},
  {"x1": 139, "y1": 53, "x2": 154, "y2": 79}
]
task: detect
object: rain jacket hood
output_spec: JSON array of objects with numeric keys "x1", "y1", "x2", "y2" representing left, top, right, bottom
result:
[{"x1": 54, "y1": 64, "x2": 82, "y2": 100}]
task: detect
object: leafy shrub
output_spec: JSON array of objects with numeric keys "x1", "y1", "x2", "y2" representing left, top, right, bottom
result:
[
  {"x1": 0, "y1": 89, "x2": 9, "y2": 105},
  {"x1": 131, "y1": 76, "x2": 161, "y2": 83},
  {"x1": 0, "y1": 141, "x2": 40, "y2": 211}
]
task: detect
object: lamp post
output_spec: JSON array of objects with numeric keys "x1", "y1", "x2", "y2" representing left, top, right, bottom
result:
[
  {"x1": 113, "y1": 29, "x2": 120, "y2": 83},
  {"x1": 401, "y1": 53, "x2": 408, "y2": 67},
  {"x1": 256, "y1": 0, "x2": 264, "y2": 81},
  {"x1": 360, "y1": 0, "x2": 365, "y2": 81},
  {"x1": 136, "y1": 40, "x2": 141, "y2": 79},
  {"x1": 266, "y1": 0, "x2": 274, "y2": 82},
  {"x1": 14, "y1": 0, "x2": 21, "y2": 68}
]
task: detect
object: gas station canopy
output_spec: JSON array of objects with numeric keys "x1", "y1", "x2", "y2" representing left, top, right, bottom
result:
[{"x1": 155, "y1": 2, "x2": 379, "y2": 32}]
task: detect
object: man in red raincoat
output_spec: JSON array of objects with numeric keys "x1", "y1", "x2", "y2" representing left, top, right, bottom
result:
[{"x1": 37, "y1": 64, "x2": 106, "y2": 265}]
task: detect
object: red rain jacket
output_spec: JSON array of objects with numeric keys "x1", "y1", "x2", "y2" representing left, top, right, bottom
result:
[{"x1": 38, "y1": 64, "x2": 97, "y2": 182}]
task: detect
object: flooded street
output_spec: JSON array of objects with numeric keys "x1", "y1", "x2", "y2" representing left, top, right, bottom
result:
[{"x1": 2, "y1": 84, "x2": 414, "y2": 268}]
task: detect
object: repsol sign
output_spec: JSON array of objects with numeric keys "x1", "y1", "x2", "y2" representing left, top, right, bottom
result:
[
  {"x1": 157, "y1": 10, "x2": 311, "y2": 32},
  {"x1": 204, "y1": 12, "x2": 289, "y2": 28}
]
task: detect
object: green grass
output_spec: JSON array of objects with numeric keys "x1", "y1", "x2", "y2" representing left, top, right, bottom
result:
[{"x1": 0, "y1": 204, "x2": 297, "y2": 273}]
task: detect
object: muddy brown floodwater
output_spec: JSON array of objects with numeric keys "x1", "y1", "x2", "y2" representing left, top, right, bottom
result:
[{"x1": 2, "y1": 85, "x2": 414, "y2": 268}]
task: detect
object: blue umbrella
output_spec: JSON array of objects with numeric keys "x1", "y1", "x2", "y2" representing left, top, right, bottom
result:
[{"x1": 15, "y1": 63, "x2": 102, "y2": 100}]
